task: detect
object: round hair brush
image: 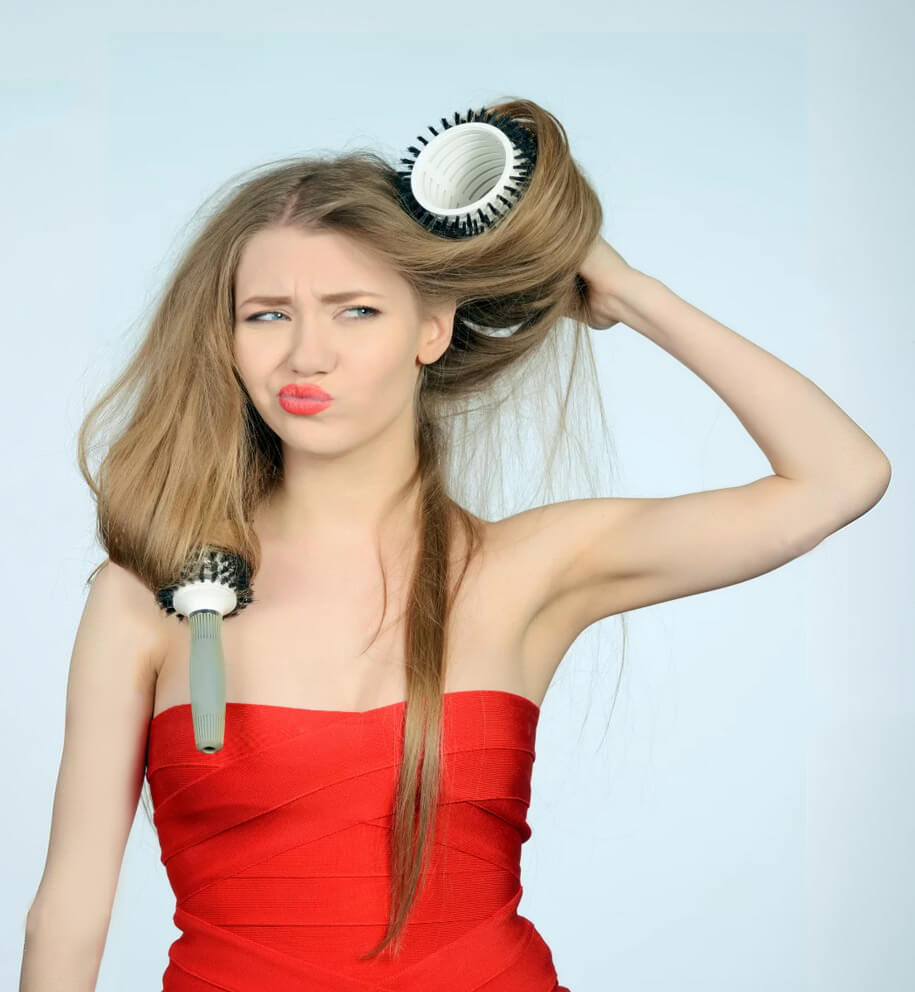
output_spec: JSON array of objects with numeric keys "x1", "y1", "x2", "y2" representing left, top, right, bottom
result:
[
  {"x1": 155, "y1": 548, "x2": 254, "y2": 754},
  {"x1": 394, "y1": 106, "x2": 538, "y2": 239}
]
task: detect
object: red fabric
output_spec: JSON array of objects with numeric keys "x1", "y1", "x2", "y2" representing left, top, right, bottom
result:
[{"x1": 145, "y1": 688, "x2": 570, "y2": 991}]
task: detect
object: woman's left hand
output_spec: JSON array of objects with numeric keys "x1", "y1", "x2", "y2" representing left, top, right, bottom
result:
[{"x1": 574, "y1": 235, "x2": 634, "y2": 330}]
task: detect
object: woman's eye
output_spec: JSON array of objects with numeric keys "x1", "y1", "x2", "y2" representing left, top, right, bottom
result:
[
  {"x1": 245, "y1": 310, "x2": 286, "y2": 321},
  {"x1": 245, "y1": 306, "x2": 380, "y2": 322}
]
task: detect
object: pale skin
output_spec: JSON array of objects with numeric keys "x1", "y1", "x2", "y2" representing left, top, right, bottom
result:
[
  {"x1": 167, "y1": 223, "x2": 892, "y2": 712},
  {"x1": 21, "y1": 224, "x2": 891, "y2": 974}
]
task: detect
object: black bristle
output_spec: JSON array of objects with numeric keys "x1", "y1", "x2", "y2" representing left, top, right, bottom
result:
[
  {"x1": 393, "y1": 104, "x2": 537, "y2": 241},
  {"x1": 154, "y1": 548, "x2": 254, "y2": 624}
]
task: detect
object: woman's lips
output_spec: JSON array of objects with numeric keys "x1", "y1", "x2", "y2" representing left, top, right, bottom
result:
[{"x1": 278, "y1": 395, "x2": 333, "y2": 415}]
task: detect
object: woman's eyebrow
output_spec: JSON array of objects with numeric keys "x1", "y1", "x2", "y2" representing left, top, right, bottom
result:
[{"x1": 238, "y1": 290, "x2": 385, "y2": 307}]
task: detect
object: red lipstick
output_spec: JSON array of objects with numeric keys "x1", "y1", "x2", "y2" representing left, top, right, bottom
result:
[{"x1": 278, "y1": 383, "x2": 333, "y2": 415}]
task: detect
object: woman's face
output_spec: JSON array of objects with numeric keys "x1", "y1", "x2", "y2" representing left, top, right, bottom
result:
[{"x1": 232, "y1": 225, "x2": 452, "y2": 458}]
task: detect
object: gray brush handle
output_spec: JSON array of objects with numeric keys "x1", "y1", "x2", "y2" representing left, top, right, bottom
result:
[{"x1": 187, "y1": 610, "x2": 226, "y2": 753}]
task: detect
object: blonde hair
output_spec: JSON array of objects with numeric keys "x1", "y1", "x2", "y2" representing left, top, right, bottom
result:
[{"x1": 77, "y1": 96, "x2": 629, "y2": 960}]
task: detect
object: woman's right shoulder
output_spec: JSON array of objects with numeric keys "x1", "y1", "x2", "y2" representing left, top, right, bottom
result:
[{"x1": 90, "y1": 558, "x2": 170, "y2": 679}]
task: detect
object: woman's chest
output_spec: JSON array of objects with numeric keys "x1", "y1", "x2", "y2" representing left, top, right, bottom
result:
[{"x1": 151, "y1": 529, "x2": 536, "y2": 718}]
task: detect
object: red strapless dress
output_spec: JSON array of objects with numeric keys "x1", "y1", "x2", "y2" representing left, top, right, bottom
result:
[{"x1": 145, "y1": 688, "x2": 570, "y2": 991}]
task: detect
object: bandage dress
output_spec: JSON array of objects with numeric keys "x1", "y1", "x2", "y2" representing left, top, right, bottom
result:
[{"x1": 145, "y1": 687, "x2": 570, "y2": 991}]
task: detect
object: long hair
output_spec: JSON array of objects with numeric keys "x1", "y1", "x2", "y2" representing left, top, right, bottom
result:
[{"x1": 77, "y1": 96, "x2": 629, "y2": 960}]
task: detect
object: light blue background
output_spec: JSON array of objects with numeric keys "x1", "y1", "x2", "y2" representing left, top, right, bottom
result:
[{"x1": 3, "y1": 5, "x2": 911, "y2": 991}]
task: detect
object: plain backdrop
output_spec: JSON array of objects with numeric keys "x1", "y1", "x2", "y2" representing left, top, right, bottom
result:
[{"x1": 2, "y1": 5, "x2": 911, "y2": 991}]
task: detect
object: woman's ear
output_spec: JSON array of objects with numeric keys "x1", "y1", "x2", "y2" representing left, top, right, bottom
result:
[{"x1": 419, "y1": 302, "x2": 456, "y2": 364}]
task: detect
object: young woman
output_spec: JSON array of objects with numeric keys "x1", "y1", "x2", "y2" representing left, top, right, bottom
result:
[{"x1": 21, "y1": 98, "x2": 891, "y2": 991}]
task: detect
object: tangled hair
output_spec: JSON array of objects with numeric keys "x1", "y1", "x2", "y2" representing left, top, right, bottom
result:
[{"x1": 77, "y1": 96, "x2": 629, "y2": 960}]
